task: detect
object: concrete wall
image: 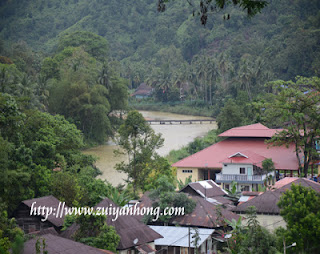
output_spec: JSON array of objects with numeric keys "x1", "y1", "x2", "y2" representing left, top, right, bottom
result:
[
  {"x1": 176, "y1": 167, "x2": 199, "y2": 182},
  {"x1": 241, "y1": 214, "x2": 286, "y2": 232}
]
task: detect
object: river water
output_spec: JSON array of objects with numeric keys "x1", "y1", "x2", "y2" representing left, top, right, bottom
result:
[{"x1": 83, "y1": 111, "x2": 217, "y2": 186}]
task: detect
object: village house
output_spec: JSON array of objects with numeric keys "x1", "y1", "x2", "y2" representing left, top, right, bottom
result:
[
  {"x1": 131, "y1": 83, "x2": 153, "y2": 99},
  {"x1": 12, "y1": 195, "x2": 68, "y2": 234},
  {"x1": 169, "y1": 195, "x2": 239, "y2": 228},
  {"x1": 23, "y1": 232, "x2": 114, "y2": 254},
  {"x1": 149, "y1": 226, "x2": 214, "y2": 254},
  {"x1": 173, "y1": 123, "x2": 300, "y2": 191},
  {"x1": 233, "y1": 177, "x2": 320, "y2": 231},
  {"x1": 61, "y1": 198, "x2": 162, "y2": 254},
  {"x1": 179, "y1": 180, "x2": 234, "y2": 209}
]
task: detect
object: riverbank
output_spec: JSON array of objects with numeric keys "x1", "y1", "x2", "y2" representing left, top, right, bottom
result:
[
  {"x1": 166, "y1": 128, "x2": 218, "y2": 164},
  {"x1": 82, "y1": 111, "x2": 217, "y2": 186},
  {"x1": 130, "y1": 100, "x2": 219, "y2": 117}
]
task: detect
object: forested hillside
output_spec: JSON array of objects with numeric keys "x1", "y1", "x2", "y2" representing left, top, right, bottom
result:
[{"x1": 1, "y1": 0, "x2": 319, "y2": 84}]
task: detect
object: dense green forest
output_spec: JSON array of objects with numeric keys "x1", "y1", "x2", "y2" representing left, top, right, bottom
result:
[
  {"x1": 1, "y1": 0, "x2": 319, "y2": 115},
  {"x1": 0, "y1": 0, "x2": 320, "y2": 252}
]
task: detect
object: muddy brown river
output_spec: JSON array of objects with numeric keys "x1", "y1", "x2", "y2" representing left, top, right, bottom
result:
[{"x1": 83, "y1": 111, "x2": 217, "y2": 186}]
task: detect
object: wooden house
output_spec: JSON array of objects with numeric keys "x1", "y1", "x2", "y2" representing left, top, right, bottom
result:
[
  {"x1": 12, "y1": 195, "x2": 67, "y2": 234},
  {"x1": 61, "y1": 198, "x2": 162, "y2": 254},
  {"x1": 233, "y1": 177, "x2": 320, "y2": 231},
  {"x1": 131, "y1": 83, "x2": 153, "y2": 99}
]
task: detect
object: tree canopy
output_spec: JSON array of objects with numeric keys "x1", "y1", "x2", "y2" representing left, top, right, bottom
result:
[
  {"x1": 262, "y1": 76, "x2": 320, "y2": 177},
  {"x1": 277, "y1": 184, "x2": 320, "y2": 253},
  {"x1": 157, "y1": 0, "x2": 268, "y2": 25}
]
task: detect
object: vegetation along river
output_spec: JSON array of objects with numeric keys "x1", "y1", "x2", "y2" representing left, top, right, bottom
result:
[{"x1": 83, "y1": 111, "x2": 217, "y2": 186}]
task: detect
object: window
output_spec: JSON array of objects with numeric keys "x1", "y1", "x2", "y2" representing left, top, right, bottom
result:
[
  {"x1": 225, "y1": 184, "x2": 230, "y2": 190},
  {"x1": 241, "y1": 185, "x2": 250, "y2": 192},
  {"x1": 182, "y1": 170, "x2": 193, "y2": 173},
  {"x1": 240, "y1": 167, "x2": 246, "y2": 174}
]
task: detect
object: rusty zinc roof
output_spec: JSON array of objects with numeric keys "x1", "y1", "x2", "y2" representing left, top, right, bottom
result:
[
  {"x1": 23, "y1": 233, "x2": 113, "y2": 254},
  {"x1": 169, "y1": 196, "x2": 240, "y2": 228},
  {"x1": 233, "y1": 178, "x2": 320, "y2": 214},
  {"x1": 22, "y1": 195, "x2": 67, "y2": 227},
  {"x1": 94, "y1": 198, "x2": 162, "y2": 250},
  {"x1": 61, "y1": 198, "x2": 162, "y2": 251}
]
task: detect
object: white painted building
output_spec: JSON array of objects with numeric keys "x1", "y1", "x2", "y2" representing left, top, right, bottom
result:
[{"x1": 215, "y1": 151, "x2": 275, "y2": 192}]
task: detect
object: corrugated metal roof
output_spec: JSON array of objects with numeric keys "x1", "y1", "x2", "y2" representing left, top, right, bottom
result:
[
  {"x1": 172, "y1": 137, "x2": 299, "y2": 170},
  {"x1": 149, "y1": 226, "x2": 214, "y2": 248}
]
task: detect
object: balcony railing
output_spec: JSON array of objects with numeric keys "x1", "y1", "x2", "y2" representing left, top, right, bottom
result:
[{"x1": 215, "y1": 173, "x2": 270, "y2": 183}]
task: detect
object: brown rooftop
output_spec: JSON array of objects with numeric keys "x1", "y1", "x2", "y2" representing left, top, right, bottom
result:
[
  {"x1": 23, "y1": 233, "x2": 113, "y2": 254},
  {"x1": 62, "y1": 198, "x2": 162, "y2": 251},
  {"x1": 170, "y1": 196, "x2": 240, "y2": 228},
  {"x1": 180, "y1": 180, "x2": 228, "y2": 198},
  {"x1": 22, "y1": 195, "x2": 68, "y2": 227},
  {"x1": 234, "y1": 178, "x2": 320, "y2": 214}
]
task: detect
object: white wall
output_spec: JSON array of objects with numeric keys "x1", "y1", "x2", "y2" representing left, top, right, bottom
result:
[{"x1": 222, "y1": 164, "x2": 252, "y2": 175}]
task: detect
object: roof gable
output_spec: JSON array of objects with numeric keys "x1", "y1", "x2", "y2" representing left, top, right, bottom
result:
[
  {"x1": 180, "y1": 180, "x2": 228, "y2": 198},
  {"x1": 220, "y1": 150, "x2": 267, "y2": 166}
]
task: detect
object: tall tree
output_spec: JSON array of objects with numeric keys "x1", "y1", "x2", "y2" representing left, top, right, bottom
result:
[
  {"x1": 115, "y1": 111, "x2": 164, "y2": 196},
  {"x1": 264, "y1": 76, "x2": 320, "y2": 177}
]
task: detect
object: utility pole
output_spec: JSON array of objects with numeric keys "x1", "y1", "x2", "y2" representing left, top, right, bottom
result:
[{"x1": 188, "y1": 227, "x2": 190, "y2": 254}]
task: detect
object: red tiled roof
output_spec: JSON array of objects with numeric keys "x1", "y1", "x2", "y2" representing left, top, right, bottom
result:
[
  {"x1": 172, "y1": 137, "x2": 299, "y2": 170},
  {"x1": 218, "y1": 123, "x2": 282, "y2": 138}
]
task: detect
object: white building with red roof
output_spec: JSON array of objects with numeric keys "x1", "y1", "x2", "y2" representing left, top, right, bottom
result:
[{"x1": 174, "y1": 123, "x2": 300, "y2": 192}]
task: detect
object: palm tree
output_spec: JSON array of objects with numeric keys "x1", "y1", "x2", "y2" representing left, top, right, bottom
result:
[
  {"x1": 98, "y1": 61, "x2": 113, "y2": 90},
  {"x1": 238, "y1": 59, "x2": 253, "y2": 101}
]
